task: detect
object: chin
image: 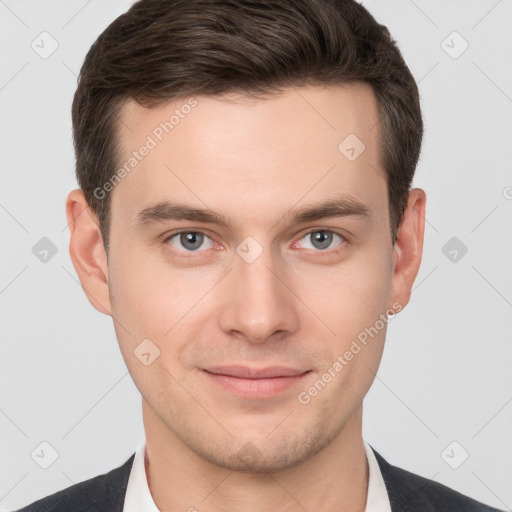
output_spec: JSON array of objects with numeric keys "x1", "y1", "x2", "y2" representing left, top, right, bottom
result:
[{"x1": 182, "y1": 422, "x2": 331, "y2": 473}]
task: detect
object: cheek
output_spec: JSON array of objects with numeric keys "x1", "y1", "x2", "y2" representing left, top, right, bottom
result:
[
  {"x1": 297, "y1": 261, "x2": 391, "y2": 414},
  {"x1": 108, "y1": 249, "x2": 220, "y2": 373},
  {"x1": 295, "y1": 249, "x2": 392, "y2": 337},
  {"x1": 107, "y1": 253, "x2": 192, "y2": 401},
  {"x1": 109, "y1": 247, "x2": 193, "y2": 330}
]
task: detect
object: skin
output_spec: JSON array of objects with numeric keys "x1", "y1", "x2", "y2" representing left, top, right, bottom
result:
[{"x1": 66, "y1": 83, "x2": 426, "y2": 511}]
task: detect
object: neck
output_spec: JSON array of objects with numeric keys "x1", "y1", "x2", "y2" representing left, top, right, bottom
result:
[{"x1": 142, "y1": 400, "x2": 369, "y2": 512}]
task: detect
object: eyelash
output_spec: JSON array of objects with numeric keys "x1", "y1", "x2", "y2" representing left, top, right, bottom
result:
[{"x1": 162, "y1": 228, "x2": 347, "y2": 258}]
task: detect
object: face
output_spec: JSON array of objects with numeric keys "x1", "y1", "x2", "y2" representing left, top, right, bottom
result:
[{"x1": 69, "y1": 84, "x2": 424, "y2": 472}]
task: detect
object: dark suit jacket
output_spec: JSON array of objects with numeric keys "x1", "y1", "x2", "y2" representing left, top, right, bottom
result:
[{"x1": 14, "y1": 446, "x2": 504, "y2": 511}]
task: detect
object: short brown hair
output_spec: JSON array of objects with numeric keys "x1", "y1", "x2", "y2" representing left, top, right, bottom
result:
[{"x1": 72, "y1": 0, "x2": 423, "y2": 253}]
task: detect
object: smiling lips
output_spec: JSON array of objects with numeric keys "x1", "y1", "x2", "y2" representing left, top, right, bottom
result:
[{"x1": 202, "y1": 365, "x2": 312, "y2": 398}]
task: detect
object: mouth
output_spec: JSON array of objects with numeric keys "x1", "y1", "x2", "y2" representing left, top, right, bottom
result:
[{"x1": 201, "y1": 366, "x2": 312, "y2": 399}]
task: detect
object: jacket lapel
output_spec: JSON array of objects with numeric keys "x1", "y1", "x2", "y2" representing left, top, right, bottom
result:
[
  {"x1": 75, "y1": 452, "x2": 135, "y2": 512},
  {"x1": 371, "y1": 446, "x2": 435, "y2": 512}
]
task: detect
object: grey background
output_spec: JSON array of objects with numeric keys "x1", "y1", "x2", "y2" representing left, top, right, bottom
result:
[{"x1": 1, "y1": 0, "x2": 511, "y2": 510}]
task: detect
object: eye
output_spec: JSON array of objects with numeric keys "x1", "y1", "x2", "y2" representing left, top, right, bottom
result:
[
  {"x1": 298, "y1": 230, "x2": 345, "y2": 251},
  {"x1": 165, "y1": 231, "x2": 214, "y2": 253}
]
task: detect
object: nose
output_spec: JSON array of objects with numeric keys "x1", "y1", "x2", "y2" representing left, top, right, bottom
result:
[{"x1": 217, "y1": 241, "x2": 299, "y2": 344}]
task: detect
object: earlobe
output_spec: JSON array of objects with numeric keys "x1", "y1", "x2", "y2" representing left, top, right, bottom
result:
[
  {"x1": 388, "y1": 188, "x2": 426, "y2": 312},
  {"x1": 66, "y1": 189, "x2": 112, "y2": 316}
]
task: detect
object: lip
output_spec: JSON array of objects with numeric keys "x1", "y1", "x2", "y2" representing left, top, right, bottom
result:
[{"x1": 202, "y1": 366, "x2": 312, "y2": 399}]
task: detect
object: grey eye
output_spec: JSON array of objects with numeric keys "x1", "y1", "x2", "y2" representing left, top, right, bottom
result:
[
  {"x1": 168, "y1": 232, "x2": 213, "y2": 252},
  {"x1": 300, "y1": 231, "x2": 343, "y2": 250}
]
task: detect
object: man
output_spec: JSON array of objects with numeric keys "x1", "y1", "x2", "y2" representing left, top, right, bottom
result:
[{"x1": 15, "y1": 0, "x2": 503, "y2": 510}]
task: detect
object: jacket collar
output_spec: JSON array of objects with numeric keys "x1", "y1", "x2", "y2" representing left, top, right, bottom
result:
[{"x1": 371, "y1": 446, "x2": 436, "y2": 512}]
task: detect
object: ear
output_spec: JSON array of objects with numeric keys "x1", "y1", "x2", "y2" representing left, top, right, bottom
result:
[
  {"x1": 66, "y1": 189, "x2": 112, "y2": 316},
  {"x1": 388, "y1": 188, "x2": 426, "y2": 312}
]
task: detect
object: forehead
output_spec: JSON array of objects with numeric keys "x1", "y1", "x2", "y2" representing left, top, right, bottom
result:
[{"x1": 111, "y1": 84, "x2": 386, "y2": 232}]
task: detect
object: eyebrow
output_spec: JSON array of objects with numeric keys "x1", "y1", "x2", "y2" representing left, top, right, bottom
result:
[{"x1": 133, "y1": 195, "x2": 371, "y2": 229}]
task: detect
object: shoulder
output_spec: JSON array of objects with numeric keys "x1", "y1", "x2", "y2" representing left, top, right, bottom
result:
[
  {"x1": 371, "y1": 446, "x2": 504, "y2": 512},
  {"x1": 13, "y1": 453, "x2": 135, "y2": 512}
]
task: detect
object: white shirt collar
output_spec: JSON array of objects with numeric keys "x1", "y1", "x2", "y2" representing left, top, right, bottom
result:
[
  {"x1": 123, "y1": 438, "x2": 391, "y2": 511},
  {"x1": 123, "y1": 438, "x2": 159, "y2": 512},
  {"x1": 364, "y1": 439, "x2": 392, "y2": 512}
]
